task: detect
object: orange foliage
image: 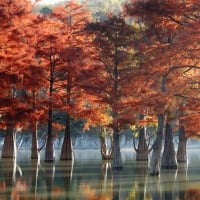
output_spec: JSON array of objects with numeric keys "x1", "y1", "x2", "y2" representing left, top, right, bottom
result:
[
  {"x1": 185, "y1": 188, "x2": 200, "y2": 200},
  {"x1": 51, "y1": 186, "x2": 65, "y2": 198},
  {"x1": 85, "y1": 14, "x2": 139, "y2": 130},
  {"x1": 11, "y1": 180, "x2": 27, "y2": 200},
  {"x1": 80, "y1": 183, "x2": 112, "y2": 200},
  {"x1": 0, "y1": 181, "x2": 6, "y2": 192},
  {"x1": 125, "y1": 0, "x2": 200, "y2": 137},
  {"x1": 1, "y1": 0, "x2": 200, "y2": 142},
  {"x1": 49, "y1": 2, "x2": 111, "y2": 130},
  {"x1": 0, "y1": 0, "x2": 49, "y2": 131}
]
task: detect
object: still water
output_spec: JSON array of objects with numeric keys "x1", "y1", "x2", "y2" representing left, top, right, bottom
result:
[{"x1": 0, "y1": 149, "x2": 200, "y2": 200}]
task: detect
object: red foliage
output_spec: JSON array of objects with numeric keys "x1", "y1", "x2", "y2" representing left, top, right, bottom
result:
[{"x1": 124, "y1": 0, "x2": 200, "y2": 136}]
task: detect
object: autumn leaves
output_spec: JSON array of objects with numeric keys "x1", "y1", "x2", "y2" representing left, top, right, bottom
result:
[{"x1": 0, "y1": 0, "x2": 200, "y2": 167}]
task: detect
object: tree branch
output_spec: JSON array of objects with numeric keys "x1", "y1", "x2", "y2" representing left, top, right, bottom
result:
[
  {"x1": 174, "y1": 93, "x2": 200, "y2": 100},
  {"x1": 166, "y1": 65, "x2": 200, "y2": 76},
  {"x1": 166, "y1": 15, "x2": 184, "y2": 26}
]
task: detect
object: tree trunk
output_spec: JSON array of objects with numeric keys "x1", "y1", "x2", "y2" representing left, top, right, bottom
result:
[
  {"x1": 60, "y1": 114, "x2": 73, "y2": 160},
  {"x1": 31, "y1": 121, "x2": 39, "y2": 159},
  {"x1": 45, "y1": 58, "x2": 55, "y2": 162},
  {"x1": 45, "y1": 135, "x2": 54, "y2": 162},
  {"x1": 2, "y1": 127, "x2": 16, "y2": 159},
  {"x1": 161, "y1": 122, "x2": 177, "y2": 169},
  {"x1": 100, "y1": 135, "x2": 113, "y2": 160},
  {"x1": 177, "y1": 125, "x2": 187, "y2": 162},
  {"x1": 45, "y1": 108, "x2": 54, "y2": 162},
  {"x1": 149, "y1": 114, "x2": 164, "y2": 176},
  {"x1": 99, "y1": 127, "x2": 113, "y2": 160},
  {"x1": 136, "y1": 127, "x2": 149, "y2": 161},
  {"x1": 112, "y1": 128, "x2": 123, "y2": 170}
]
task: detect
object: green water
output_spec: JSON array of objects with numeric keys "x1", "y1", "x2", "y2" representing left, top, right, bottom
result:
[{"x1": 0, "y1": 149, "x2": 200, "y2": 200}]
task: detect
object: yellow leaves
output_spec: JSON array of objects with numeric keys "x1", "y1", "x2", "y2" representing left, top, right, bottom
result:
[
  {"x1": 130, "y1": 115, "x2": 157, "y2": 130},
  {"x1": 76, "y1": 94, "x2": 113, "y2": 130},
  {"x1": 130, "y1": 124, "x2": 137, "y2": 131},
  {"x1": 81, "y1": 108, "x2": 112, "y2": 131},
  {"x1": 79, "y1": 183, "x2": 113, "y2": 200},
  {"x1": 136, "y1": 116, "x2": 157, "y2": 128}
]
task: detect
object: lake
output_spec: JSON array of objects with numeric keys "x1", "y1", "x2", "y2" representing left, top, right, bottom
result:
[{"x1": 0, "y1": 148, "x2": 200, "y2": 199}]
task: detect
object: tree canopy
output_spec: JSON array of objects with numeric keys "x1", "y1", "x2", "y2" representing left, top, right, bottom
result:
[{"x1": 0, "y1": 0, "x2": 200, "y2": 164}]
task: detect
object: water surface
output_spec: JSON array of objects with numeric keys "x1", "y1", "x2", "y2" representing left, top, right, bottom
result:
[{"x1": 0, "y1": 149, "x2": 200, "y2": 200}]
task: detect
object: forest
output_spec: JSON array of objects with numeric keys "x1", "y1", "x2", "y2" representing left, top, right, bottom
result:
[{"x1": 0, "y1": 0, "x2": 200, "y2": 178}]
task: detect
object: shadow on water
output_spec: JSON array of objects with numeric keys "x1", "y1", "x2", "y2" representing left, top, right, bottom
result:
[{"x1": 0, "y1": 149, "x2": 200, "y2": 199}]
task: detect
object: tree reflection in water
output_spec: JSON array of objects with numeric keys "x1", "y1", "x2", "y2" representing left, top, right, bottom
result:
[
  {"x1": 44, "y1": 160, "x2": 74, "y2": 199},
  {"x1": 0, "y1": 158, "x2": 74, "y2": 199},
  {"x1": 127, "y1": 161, "x2": 149, "y2": 200},
  {"x1": 0, "y1": 158, "x2": 26, "y2": 200},
  {"x1": 44, "y1": 162, "x2": 55, "y2": 200},
  {"x1": 57, "y1": 160, "x2": 74, "y2": 199},
  {"x1": 176, "y1": 162, "x2": 188, "y2": 200},
  {"x1": 184, "y1": 188, "x2": 200, "y2": 200},
  {"x1": 30, "y1": 159, "x2": 40, "y2": 196},
  {"x1": 101, "y1": 161, "x2": 113, "y2": 197},
  {"x1": 161, "y1": 169, "x2": 177, "y2": 200},
  {"x1": 0, "y1": 150, "x2": 200, "y2": 199},
  {"x1": 79, "y1": 160, "x2": 113, "y2": 200}
]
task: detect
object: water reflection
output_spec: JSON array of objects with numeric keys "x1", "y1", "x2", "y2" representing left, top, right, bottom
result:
[
  {"x1": 0, "y1": 150, "x2": 200, "y2": 199},
  {"x1": 0, "y1": 158, "x2": 26, "y2": 200},
  {"x1": 176, "y1": 162, "x2": 188, "y2": 200},
  {"x1": 30, "y1": 160, "x2": 40, "y2": 196},
  {"x1": 127, "y1": 161, "x2": 148, "y2": 200},
  {"x1": 161, "y1": 169, "x2": 177, "y2": 200},
  {"x1": 101, "y1": 161, "x2": 113, "y2": 198}
]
